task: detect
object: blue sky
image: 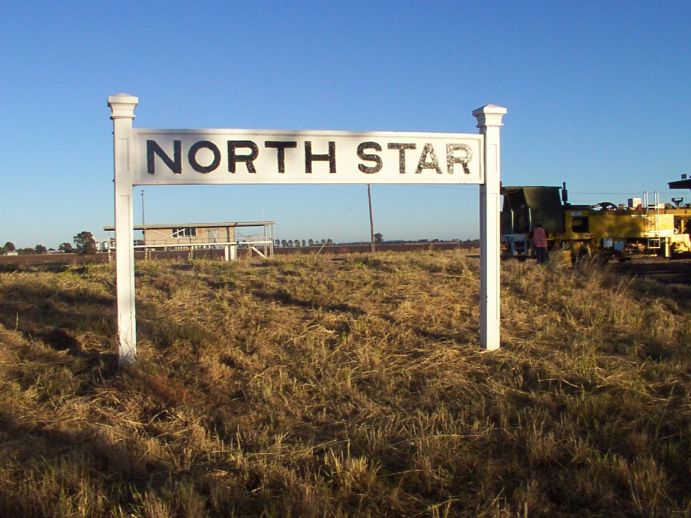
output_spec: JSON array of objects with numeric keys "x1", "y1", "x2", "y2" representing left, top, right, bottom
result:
[{"x1": 1, "y1": 0, "x2": 690, "y2": 248}]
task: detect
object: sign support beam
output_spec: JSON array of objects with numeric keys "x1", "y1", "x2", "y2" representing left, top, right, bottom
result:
[
  {"x1": 474, "y1": 105, "x2": 507, "y2": 351},
  {"x1": 108, "y1": 93, "x2": 139, "y2": 365}
]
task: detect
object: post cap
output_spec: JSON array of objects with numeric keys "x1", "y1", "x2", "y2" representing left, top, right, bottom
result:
[
  {"x1": 472, "y1": 104, "x2": 507, "y2": 128},
  {"x1": 108, "y1": 93, "x2": 139, "y2": 119}
]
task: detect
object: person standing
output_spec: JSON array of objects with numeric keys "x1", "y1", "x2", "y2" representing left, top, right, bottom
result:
[{"x1": 532, "y1": 221, "x2": 548, "y2": 264}]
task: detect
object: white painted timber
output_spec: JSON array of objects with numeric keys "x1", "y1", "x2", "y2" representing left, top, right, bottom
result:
[
  {"x1": 109, "y1": 95, "x2": 506, "y2": 363},
  {"x1": 133, "y1": 129, "x2": 484, "y2": 185},
  {"x1": 108, "y1": 93, "x2": 139, "y2": 365},
  {"x1": 473, "y1": 104, "x2": 507, "y2": 351}
]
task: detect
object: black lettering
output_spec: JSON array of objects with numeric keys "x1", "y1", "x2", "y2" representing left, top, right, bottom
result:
[
  {"x1": 387, "y1": 143, "x2": 416, "y2": 174},
  {"x1": 188, "y1": 141, "x2": 221, "y2": 173},
  {"x1": 415, "y1": 143, "x2": 442, "y2": 174},
  {"x1": 228, "y1": 141, "x2": 259, "y2": 173},
  {"x1": 305, "y1": 141, "x2": 336, "y2": 174},
  {"x1": 446, "y1": 143, "x2": 472, "y2": 174},
  {"x1": 357, "y1": 142, "x2": 383, "y2": 174},
  {"x1": 265, "y1": 141, "x2": 297, "y2": 173},
  {"x1": 147, "y1": 139, "x2": 181, "y2": 174}
]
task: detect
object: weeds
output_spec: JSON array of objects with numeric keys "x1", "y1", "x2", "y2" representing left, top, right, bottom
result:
[{"x1": 0, "y1": 253, "x2": 688, "y2": 516}]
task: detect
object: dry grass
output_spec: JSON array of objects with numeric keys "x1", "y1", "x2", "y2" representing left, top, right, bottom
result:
[{"x1": 0, "y1": 252, "x2": 689, "y2": 517}]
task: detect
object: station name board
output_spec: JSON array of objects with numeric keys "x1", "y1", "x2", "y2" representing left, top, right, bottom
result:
[{"x1": 132, "y1": 129, "x2": 483, "y2": 185}]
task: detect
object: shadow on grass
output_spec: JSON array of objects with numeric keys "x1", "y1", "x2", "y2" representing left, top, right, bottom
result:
[
  {"x1": 251, "y1": 287, "x2": 475, "y2": 346},
  {"x1": 0, "y1": 282, "x2": 114, "y2": 349},
  {"x1": 0, "y1": 405, "x2": 178, "y2": 516},
  {"x1": 627, "y1": 277, "x2": 691, "y2": 313},
  {"x1": 0, "y1": 279, "x2": 122, "y2": 392},
  {"x1": 0, "y1": 263, "x2": 75, "y2": 274},
  {"x1": 251, "y1": 288, "x2": 366, "y2": 316}
]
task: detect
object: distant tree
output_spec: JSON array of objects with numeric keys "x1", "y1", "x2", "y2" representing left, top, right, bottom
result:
[
  {"x1": 287, "y1": 240, "x2": 294, "y2": 248},
  {"x1": 374, "y1": 233, "x2": 384, "y2": 243},
  {"x1": 327, "y1": 238, "x2": 334, "y2": 245},
  {"x1": 295, "y1": 239, "x2": 301, "y2": 248},
  {"x1": 18, "y1": 248, "x2": 36, "y2": 255},
  {"x1": 281, "y1": 239, "x2": 287, "y2": 248},
  {"x1": 59, "y1": 242, "x2": 74, "y2": 253},
  {"x1": 34, "y1": 244, "x2": 47, "y2": 254},
  {"x1": 274, "y1": 239, "x2": 281, "y2": 248},
  {"x1": 308, "y1": 239, "x2": 314, "y2": 247},
  {"x1": 3, "y1": 241, "x2": 15, "y2": 254},
  {"x1": 302, "y1": 239, "x2": 307, "y2": 248},
  {"x1": 320, "y1": 239, "x2": 326, "y2": 245},
  {"x1": 74, "y1": 231, "x2": 97, "y2": 255}
]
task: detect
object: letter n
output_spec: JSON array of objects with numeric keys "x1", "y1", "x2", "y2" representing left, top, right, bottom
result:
[{"x1": 147, "y1": 140, "x2": 182, "y2": 174}]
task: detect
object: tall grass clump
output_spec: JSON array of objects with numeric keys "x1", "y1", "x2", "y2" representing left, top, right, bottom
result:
[{"x1": 0, "y1": 253, "x2": 688, "y2": 516}]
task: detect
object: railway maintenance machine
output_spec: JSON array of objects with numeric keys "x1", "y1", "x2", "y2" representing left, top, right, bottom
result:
[{"x1": 501, "y1": 178, "x2": 691, "y2": 261}]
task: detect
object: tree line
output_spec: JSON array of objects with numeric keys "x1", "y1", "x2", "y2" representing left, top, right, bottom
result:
[{"x1": 0, "y1": 231, "x2": 98, "y2": 256}]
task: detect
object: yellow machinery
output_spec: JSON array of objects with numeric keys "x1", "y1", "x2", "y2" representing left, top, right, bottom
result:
[{"x1": 501, "y1": 182, "x2": 691, "y2": 260}]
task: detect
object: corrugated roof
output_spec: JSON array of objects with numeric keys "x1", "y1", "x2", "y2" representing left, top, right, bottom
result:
[{"x1": 104, "y1": 221, "x2": 275, "y2": 231}]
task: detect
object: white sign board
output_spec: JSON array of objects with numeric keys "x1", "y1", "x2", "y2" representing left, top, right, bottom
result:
[
  {"x1": 109, "y1": 94, "x2": 506, "y2": 364},
  {"x1": 134, "y1": 130, "x2": 483, "y2": 185}
]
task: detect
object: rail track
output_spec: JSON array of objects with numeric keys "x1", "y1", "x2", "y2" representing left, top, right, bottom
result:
[{"x1": 609, "y1": 258, "x2": 691, "y2": 284}]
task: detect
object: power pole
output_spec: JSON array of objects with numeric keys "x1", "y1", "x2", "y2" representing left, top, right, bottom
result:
[
  {"x1": 368, "y1": 184, "x2": 375, "y2": 253},
  {"x1": 140, "y1": 189, "x2": 145, "y2": 227}
]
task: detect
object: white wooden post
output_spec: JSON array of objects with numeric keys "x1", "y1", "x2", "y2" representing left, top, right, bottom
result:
[
  {"x1": 108, "y1": 93, "x2": 139, "y2": 364},
  {"x1": 473, "y1": 105, "x2": 507, "y2": 351}
]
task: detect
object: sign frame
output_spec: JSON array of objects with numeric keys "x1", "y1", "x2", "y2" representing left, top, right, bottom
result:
[
  {"x1": 134, "y1": 128, "x2": 485, "y2": 185},
  {"x1": 108, "y1": 94, "x2": 506, "y2": 364}
]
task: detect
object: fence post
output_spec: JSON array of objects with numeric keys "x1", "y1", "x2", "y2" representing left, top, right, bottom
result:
[
  {"x1": 108, "y1": 93, "x2": 139, "y2": 364},
  {"x1": 473, "y1": 105, "x2": 507, "y2": 351}
]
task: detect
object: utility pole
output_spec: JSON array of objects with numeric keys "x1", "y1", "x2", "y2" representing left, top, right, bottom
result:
[
  {"x1": 140, "y1": 189, "x2": 145, "y2": 227},
  {"x1": 368, "y1": 184, "x2": 375, "y2": 253}
]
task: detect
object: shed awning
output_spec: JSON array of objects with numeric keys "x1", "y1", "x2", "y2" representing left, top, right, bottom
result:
[{"x1": 104, "y1": 221, "x2": 275, "y2": 232}]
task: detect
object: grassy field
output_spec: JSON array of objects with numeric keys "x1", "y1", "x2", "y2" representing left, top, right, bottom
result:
[{"x1": 0, "y1": 251, "x2": 688, "y2": 517}]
